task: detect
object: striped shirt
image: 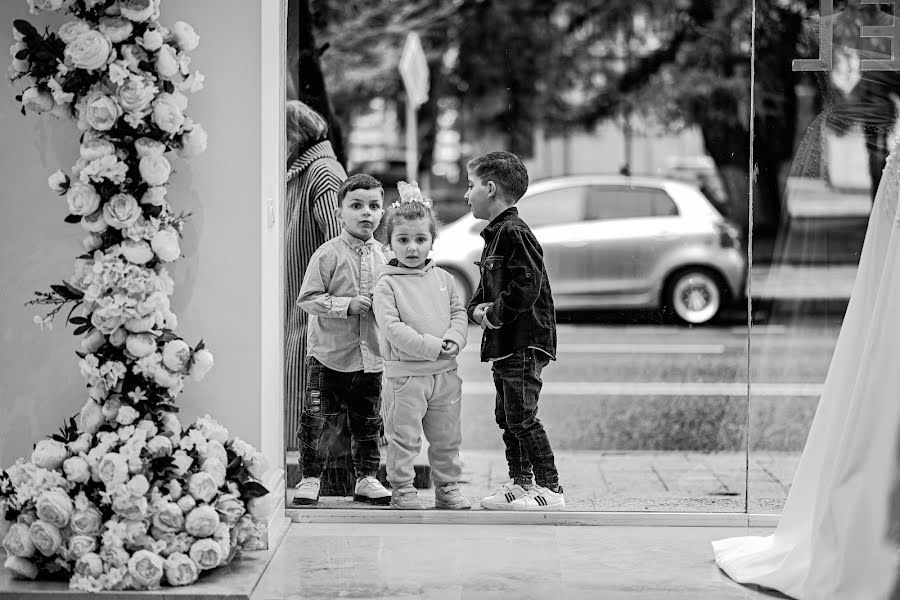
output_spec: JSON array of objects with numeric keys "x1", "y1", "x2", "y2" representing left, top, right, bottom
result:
[{"x1": 284, "y1": 140, "x2": 344, "y2": 445}]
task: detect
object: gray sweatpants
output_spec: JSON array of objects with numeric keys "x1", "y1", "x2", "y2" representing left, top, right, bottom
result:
[{"x1": 383, "y1": 369, "x2": 463, "y2": 489}]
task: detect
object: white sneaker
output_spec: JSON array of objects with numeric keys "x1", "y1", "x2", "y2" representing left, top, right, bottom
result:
[
  {"x1": 507, "y1": 484, "x2": 565, "y2": 511},
  {"x1": 353, "y1": 476, "x2": 392, "y2": 505},
  {"x1": 292, "y1": 477, "x2": 321, "y2": 505},
  {"x1": 480, "y1": 480, "x2": 529, "y2": 510}
]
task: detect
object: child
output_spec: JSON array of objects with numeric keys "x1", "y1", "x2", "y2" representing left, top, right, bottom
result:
[
  {"x1": 294, "y1": 173, "x2": 392, "y2": 506},
  {"x1": 465, "y1": 151, "x2": 565, "y2": 511},
  {"x1": 373, "y1": 181, "x2": 471, "y2": 510}
]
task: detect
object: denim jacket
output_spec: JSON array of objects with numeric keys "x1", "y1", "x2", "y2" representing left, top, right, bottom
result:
[{"x1": 466, "y1": 207, "x2": 557, "y2": 361}]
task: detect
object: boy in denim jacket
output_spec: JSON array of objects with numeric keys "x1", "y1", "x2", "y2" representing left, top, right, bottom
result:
[
  {"x1": 293, "y1": 174, "x2": 392, "y2": 506},
  {"x1": 465, "y1": 151, "x2": 564, "y2": 511}
]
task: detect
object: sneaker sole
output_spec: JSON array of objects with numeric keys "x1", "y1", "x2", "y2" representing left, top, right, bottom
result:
[
  {"x1": 434, "y1": 502, "x2": 472, "y2": 510},
  {"x1": 480, "y1": 500, "x2": 516, "y2": 510},
  {"x1": 505, "y1": 503, "x2": 565, "y2": 511},
  {"x1": 390, "y1": 503, "x2": 425, "y2": 510},
  {"x1": 353, "y1": 494, "x2": 391, "y2": 506}
]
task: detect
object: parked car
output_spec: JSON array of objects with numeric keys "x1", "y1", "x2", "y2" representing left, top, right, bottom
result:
[{"x1": 431, "y1": 175, "x2": 746, "y2": 325}]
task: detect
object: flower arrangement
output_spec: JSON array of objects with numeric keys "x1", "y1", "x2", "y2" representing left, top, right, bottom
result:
[
  {"x1": 2, "y1": 0, "x2": 270, "y2": 591},
  {"x1": 393, "y1": 180, "x2": 433, "y2": 209}
]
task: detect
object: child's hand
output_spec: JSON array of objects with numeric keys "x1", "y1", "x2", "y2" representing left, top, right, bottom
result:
[
  {"x1": 440, "y1": 340, "x2": 459, "y2": 358},
  {"x1": 472, "y1": 302, "x2": 492, "y2": 324},
  {"x1": 348, "y1": 295, "x2": 373, "y2": 316}
]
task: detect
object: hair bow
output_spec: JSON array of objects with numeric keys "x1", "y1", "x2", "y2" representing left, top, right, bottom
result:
[{"x1": 393, "y1": 180, "x2": 433, "y2": 209}]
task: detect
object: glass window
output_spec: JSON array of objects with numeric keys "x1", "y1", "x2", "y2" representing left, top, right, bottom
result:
[
  {"x1": 585, "y1": 186, "x2": 679, "y2": 220},
  {"x1": 516, "y1": 186, "x2": 586, "y2": 227}
]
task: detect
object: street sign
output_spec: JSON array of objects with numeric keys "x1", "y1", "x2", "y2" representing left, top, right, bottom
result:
[{"x1": 399, "y1": 32, "x2": 429, "y2": 107}]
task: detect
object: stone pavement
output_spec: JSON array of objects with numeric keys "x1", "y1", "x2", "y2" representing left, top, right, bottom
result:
[{"x1": 286, "y1": 449, "x2": 800, "y2": 514}]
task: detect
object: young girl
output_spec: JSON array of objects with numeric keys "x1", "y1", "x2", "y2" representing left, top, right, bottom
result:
[{"x1": 373, "y1": 181, "x2": 471, "y2": 510}]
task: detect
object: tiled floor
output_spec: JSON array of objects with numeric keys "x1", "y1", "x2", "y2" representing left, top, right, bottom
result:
[{"x1": 252, "y1": 523, "x2": 788, "y2": 599}]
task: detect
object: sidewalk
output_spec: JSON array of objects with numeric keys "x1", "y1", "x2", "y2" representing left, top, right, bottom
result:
[{"x1": 286, "y1": 449, "x2": 798, "y2": 514}]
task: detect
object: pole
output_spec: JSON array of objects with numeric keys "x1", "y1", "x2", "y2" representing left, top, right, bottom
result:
[{"x1": 405, "y1": 95, "x2": 418, "y2": 182}]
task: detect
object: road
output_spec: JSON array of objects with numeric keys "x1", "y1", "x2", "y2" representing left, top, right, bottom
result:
[{"x1": 453, "y1": 313, "x2": 840, "y2": 452}]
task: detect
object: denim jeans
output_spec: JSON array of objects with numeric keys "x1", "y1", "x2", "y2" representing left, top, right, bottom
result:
[
  {"x1": 491, "y1": 348, "x2": 559, "y2": 488},
  {"x1": 298, "y1": 357, "x2": 383, "y2": 479}
]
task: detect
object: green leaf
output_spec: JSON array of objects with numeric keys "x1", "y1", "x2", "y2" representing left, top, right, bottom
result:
[
  {"x1": 240, "y1": 481, "x2": 270, "y2": 500},
  {"x1": 12, "y1": 19, "x2": 37, "y2": 39},
  {"x1": 63, "y1": 281, "x2": 83, "y2": 297},
  {"x1": 64, "y1": 213, "x2": 82, "y2": 224},
  {"x1": 15, "y1": 49, "x2": 29, "y2": 60},
  {"x1": 73, "y1": 323, "x2": 92, "y2": 336},
  {"x1": 51, "y1": 283, "x2": 82, "y2": 300},
  {"x1": 69, "y1": 316, "x2": 89, "y2": 325}
]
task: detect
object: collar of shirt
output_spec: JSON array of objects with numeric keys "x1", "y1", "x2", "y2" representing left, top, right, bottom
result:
[
  {"x1": 481, "y1": 206, "x2": 519, "y2": 241},
  {"x1": 340, "y1": 229, "x2": 379, "y2": 254}
]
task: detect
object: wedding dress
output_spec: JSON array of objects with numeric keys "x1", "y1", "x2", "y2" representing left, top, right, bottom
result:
[{"x1": 713, "y1": 8, "x2": 900, "y2": 597}]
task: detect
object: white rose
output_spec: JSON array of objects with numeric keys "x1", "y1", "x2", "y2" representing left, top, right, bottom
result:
[
  {"x1": 77, "y1": 399, "x2": 104, "y2": 435},
  {"x1": 80, "y1": 209, "x2": 108, "y2": 234},
  {"x1": 121, "y1": 239, "x2": 153, "y2": 265},
  {"x1": 68, "y1": 432, "x2": 92, "y2": 455},
  {"x1": 117, "y1": 79, "x2": 157, "y2": 115},
  {"x1": 171, "y1": 449, "x2": 192, "y2": 476},
  {"x1": 136, "y1": 419, "x2": 157, "y2": 437},
  {"x1": 80, "y1": 139, "x2": 115, "y2": 162},
  {"x1": 147, "y1": 435, "x2": 172, "y2": 456},
  {"x1": 152, "y1": 502, "x2": 184, "y2": 534},
  {"x1": 134, "y1": 137, "x2": 165, "y2": 158},
  {"x1": 112, "y1": 491, "x2": 149, "y2": 520},
  {"x1": 139, "y1": 154, "x2": 171, "y2": 186},
  {"x1": 97, "y1": 452, "x2": 129, "y2": 488},
  {"x1": 140, "y1": 28, "x2": 163, "y2": 51},
  {"x1": 125, "y1": 333, "x2": 156, "y2": 358},
  {"x1": 153, "y1": 367, "x2": 181, "y2": 389},
  {"x1": 186, "y1": 472, "x2": 218, "y2": 504},
  {"x1": 35, "y1": 489, "x2": 73, "y2": 528},
  {"x1": 109, "y1": 327, "x2": 128, "y2": 347},
  {"x1": 152, "y1": 93, "x2": 185, "y2": 134},
  {"x1": 189, "y1": 538, "x2": 225, "y2": 570},
  {"x1": 98, "y1": 16, "x2": 133, "y2": 43},
  {"x1": 80, "y1": 329, "x2": 105, "y2": 354},
  {"x1": 155, "y1": 44, "x2": 179, "y2": 78},
  {"x1": 102, "y1": 193, "x2": 141, "y2": 229},
  {"x1": 65, "y1": 30, "x2": 111, "y2": 71},
  {"x1": 63, "y1": 456, "x2": 91, "y2": 483},
  {"x1": 31, "y1": 439, "x2": 68, "y2": 470},
  {"x1": 215, "y1": 495, "x2": 245, "y2": 525},
  {"x1": 189, "y1": 349, "x2": 214, "y2": 381},
  {"x1": 29, "y1": 520, "x2": 62, "y2": 557},
  {"x1": 178, "y1": 123, "x2": 207, "y2": 158},
  {"x1": 99, "y1": 546, "x2": 130, "y2": 569},
  {"x1": 58, "y1": 20, "x2": 91, "y2": 44},
  {"x1": 27, "y1": 0, "x2": 66, "y2": 13},
  {"x1": 82, "y1": 91, "x2": 121, "y2": 131},
  {"x1": 91, "y1": 304, "x2": 127, "y2": 335},
  {"x1": 184, "y1": 504, "x2": 219, "y2": 538},
  {"x1": 176, "y1": 495, "x2": 195, "y2": 514},
  {"x1": 101, "y1": 396, "x2": 122, "y2": 420},
  {"x1": 128, "y1": 474, "x2": 150, "y2": 497},
  {"x1": 3, "y1": 523, "x2": 36, "y2": 558},
  {"x1": 159, "y1": 340, "x2": 190, "y2": 373},
  {"x1": 125, "y1": 315, "x2": 155, "y2": 333},
  {"x1": 119, "y1": 0, "x2": 155, "y2": 22},
  {"x1": 151, "y1": 228, "x2": 180, "y2": 262},
  {"x1": 141, "y1": 185, "x2": 167, "y2": 207},
  {"x1": 82, "y1": 234, "x2": 103, "y2": 252},
  {"x1": 203, "y1": 438, "x2": 228, "y2": 463},
  {"x1": 68, "y1": 535, "x2": 97, "y2": 560},
  {"x1": 22, "y1": 87, "x2": 55, "y2": 114},
  {"x1": 3, "y1": 556, "x2": 37, "y2": 580},
  {"x1": 128, "y1": 550, "x2": 165, "y2": 589},
  {"x1": 171, "y1": 21, "x2": 199, "y2": 51},
  {"x1": 116, "y1": 405, "x2": 139, "y2": 426},
  {"x1": 202, "y1": 457, "x2": 226, "y2": 488},
  {"x1": 66, "y1": 182, "x2": 101, "y2": 216},
  {"x1": 70, "y1": 506, "x2": 102, "y2": 536},
  {"x1": 48, "y1": 170, "x2": 70, "y2": 193},
  {"x1": 74, "y1": 552, "x2": 103, "y2": 578},
  {"x1": 164, "y1": 552, "x2": 199, "y2": 586}
]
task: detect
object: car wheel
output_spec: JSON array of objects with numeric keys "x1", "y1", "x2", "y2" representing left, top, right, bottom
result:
[
  {"x1": 444, "y1": 268, "x2": 474, "y2": 305},
  {"x1": 664, "y1": 269, "x2": 723, "y2": 325}
]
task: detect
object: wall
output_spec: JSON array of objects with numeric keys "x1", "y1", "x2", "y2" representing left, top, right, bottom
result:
[{"x1": 0, "y1": 0, "x2": 270, "y2": 467}]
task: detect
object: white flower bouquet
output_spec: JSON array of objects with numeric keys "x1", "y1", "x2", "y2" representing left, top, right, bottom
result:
[{"x1": 2, "y1": 0, "x2": 269, "y2": 591}]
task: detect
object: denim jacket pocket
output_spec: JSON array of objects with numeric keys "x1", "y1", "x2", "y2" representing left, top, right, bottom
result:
[{"x1": 482, "y1": 255, "x2": 504, "y2": 271}]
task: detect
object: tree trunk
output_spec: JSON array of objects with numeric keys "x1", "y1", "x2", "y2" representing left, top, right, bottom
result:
[{"x1": 290, "y1": 0, "x2": 346, "y2": 166}]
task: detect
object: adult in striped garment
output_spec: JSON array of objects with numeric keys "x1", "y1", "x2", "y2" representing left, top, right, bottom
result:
[{"x1": 285, "y1": 100, "x2": 345, "y2": 449}]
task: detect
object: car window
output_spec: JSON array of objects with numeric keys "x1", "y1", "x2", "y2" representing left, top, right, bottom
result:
[
  {"x1": 517, "y1": 186, "x2": 586, "y2": 227},
  {"x1": 584, "y1": 186, "x2": 679, "y2": 220}
]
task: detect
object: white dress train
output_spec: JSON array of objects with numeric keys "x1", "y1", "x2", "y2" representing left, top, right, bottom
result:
[{"x1": 712, "y1": 141, "x2": 900, "y2": 599}]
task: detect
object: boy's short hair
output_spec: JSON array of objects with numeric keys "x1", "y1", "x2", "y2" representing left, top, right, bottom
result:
[
  {"x1": 337, "y1": 174, "x2": 384, "y2": 205},
  {"x1": 467, "y1": 151, "x2": 529, "y2": 201}
]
